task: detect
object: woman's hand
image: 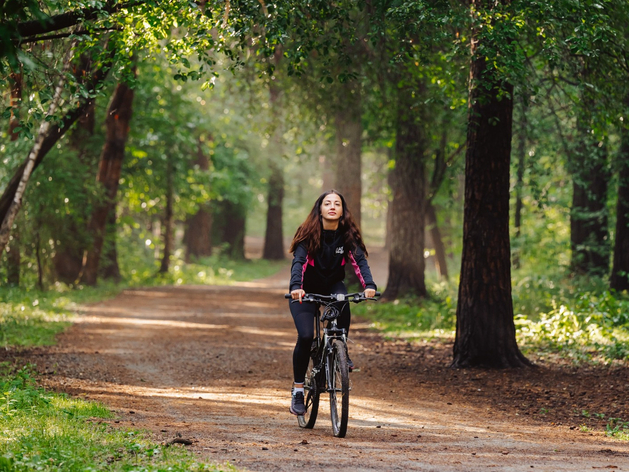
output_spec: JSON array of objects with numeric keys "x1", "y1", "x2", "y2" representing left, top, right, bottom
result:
[
  {"x1": 364, "y1": 288, "x2": 376, "y2": 298},
  {"x1": 291, "y1": 289, "x2": 305, "y2": 303}
]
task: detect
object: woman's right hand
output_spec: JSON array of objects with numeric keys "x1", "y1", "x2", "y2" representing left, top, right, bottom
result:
[{"x1": 291, "y1": 289, "x2": 305, "y2": 303}]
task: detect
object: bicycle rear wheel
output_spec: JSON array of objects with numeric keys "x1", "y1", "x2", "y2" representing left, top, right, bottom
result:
[
  {"x1": 328, "y1": 339, "x2": 350, "y2": 437},
  {"x1": 298, "y1": 355, "x2": 320, "y2": 428}
]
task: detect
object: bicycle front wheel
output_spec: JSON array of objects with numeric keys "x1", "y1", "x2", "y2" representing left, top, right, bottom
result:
[
  {"x1": 298, "y1": 355, "x2": 320, "y2": 429},
  {"x1": 328, "y1": 339, "x2": 350, "y2": 437}
]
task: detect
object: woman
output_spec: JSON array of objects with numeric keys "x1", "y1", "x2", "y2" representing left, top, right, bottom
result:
[{"x1": 288, "y1": 190, "x2": 377, "y2": 415}]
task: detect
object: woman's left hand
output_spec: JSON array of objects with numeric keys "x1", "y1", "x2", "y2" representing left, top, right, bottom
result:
[{"x1": 364, "y1": 288, "x2": 376, "y2": 298}]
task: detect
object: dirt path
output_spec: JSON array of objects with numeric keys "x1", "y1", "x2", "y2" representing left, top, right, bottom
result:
[{"x1": 25, "y1": 252, "x2": 628, "y2": 471}]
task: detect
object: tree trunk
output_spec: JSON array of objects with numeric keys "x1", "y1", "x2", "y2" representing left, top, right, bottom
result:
[
  {"x1": 334, "y1": 81, "x2": 362, "y2": 228},
  {"x1": 426, "y1": 202, "x2": 448, "y2": 281},
  {"x1": 513, "y1": 97, "x2": 528, "y2": 269},
  {"x1": 0, "y1": 43, "x2": 76, "y2": 256},
  {"x1": 570, "y1": 114, "x2": 610, "y2": 275},
  {"x1": 221, "y1": 201, "x2": 246, "y2": 260},
  {"x1": 382, "y1": 84, "x2": 428, "y2": 300},
  {"x1": 5, "y1": 72, "x2": 23, "y2": 284},
  {"x1": 452, "y1": 0, "x2": 530, "y2": 368},
  {"x1": 81, "y1": 74, "x2": 135, "y2": 285},
  {"x1": 159, "y1": 156, "x2": 174, "y2": 274},
  {"x1": 6, "y1": 231, "x2": 20, "y2": 286},
  {"x1": 263, "y1": 164, "x2": 285, "y2": 259},
  {"x1": 263, "y1": 71, "x2": 286, "y2": 260},
  {"x1": 101, "y1": 209, "x2": 121, "y2": 281},
  {"x1": 611, "y1": 116, "x2": 629, "y2": 291},
  {"x1": 185, "y1": 138, "x2": 212, "y2": 262}
]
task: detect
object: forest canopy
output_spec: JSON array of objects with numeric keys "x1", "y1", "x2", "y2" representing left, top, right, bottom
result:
[{"x1": 1, "y1": 0, "x2": 629, "y2": 369}]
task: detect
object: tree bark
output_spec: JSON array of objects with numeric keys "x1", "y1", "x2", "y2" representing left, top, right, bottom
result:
[
  {"x1": 513, "y1": 97, "x2": 528, "y2": 269},
  {"x1": 220, "y1": 201, "x2": 246, "y2": 260},
  {"x1": 6, "y1": 231, "x2": 20, "y2": 286},
  {"x1": 263, "y1": 68, "x2": 286, "y2": 260},
  {"x1": 101, "y1": 209, "x2": 121, "y2": 281},
  {"x1": 81, "y1": 73, "x2": 135, "y2": 285},
  {"x1": 184, "y1": 138, "x2": 212, "y2": 262},
  {"x1": 334, "y1": 81, "x2": 362, "y2": 229},
  {"x1": 570, "y1": 113, "x2": 610, "y2": 275},
  {"x1": 611, "y1": 116, "x2": 629, "y2": 291},
  {"x1": 159, "y1": 155, "x2": 174, "y2": 274},
  {"x1": 382, "y1": 84, "x2": 428, "y2": 300},
  {"x1": 0, "y1": 43, "x2": 76, "y2": 256},
  {"x1": 426, "y1": 202, "x2": 448, "y2": 281},
  {"x1": 5, "y1": 72, "x2": 23, "y2": 284},
  {"x1": 263, "y1": 163, "x2": 286, "y2": 259},
  {"x1": 452, "y1": 0, "x2": 530, "y2": 368}
]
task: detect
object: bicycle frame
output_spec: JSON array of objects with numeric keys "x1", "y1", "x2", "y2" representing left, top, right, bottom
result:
[{"x1": 311, "y1": 301, "x2": 346, "y2": 393}]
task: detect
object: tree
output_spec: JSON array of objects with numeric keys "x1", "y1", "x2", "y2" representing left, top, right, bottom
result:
[
  {"x1": 611, "y1": 109, "x2": 629, "y2": 291},
  {"x1": 0, "y1": 43, "x2": 77, "y2": 256},
  {"x1": 262, "y1": 51, "x2": 286, "y2": 260},
  {"x1": 452, "y1": 0, "x2": 530, "y2": 368},
  {"x1": 383, "y1": 82, "x2": 428, "y2": 299},
  {"x1": 81, "y1": 72, "x2": 136, "y2": 285},
  {"x1": 184, "y1": 138, "x2": 213, "y2": 261}
]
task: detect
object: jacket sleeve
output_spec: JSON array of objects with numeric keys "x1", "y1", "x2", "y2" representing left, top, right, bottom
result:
[
  {"x1": 348, "y1": 247, "x2": 377, "y2": 290},
  {"x1": 289, "y1": 243, "x2": 308, "y2": 291}
]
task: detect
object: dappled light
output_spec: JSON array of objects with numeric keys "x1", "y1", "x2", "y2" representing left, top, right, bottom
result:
[{"x1": 2, "y1": 0, "x2": 629, "y2": 469}]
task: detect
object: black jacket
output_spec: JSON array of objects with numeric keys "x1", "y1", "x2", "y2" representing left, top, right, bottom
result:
[{"x1": 289, "y1": 230, "x2": 377, "y2": 293}]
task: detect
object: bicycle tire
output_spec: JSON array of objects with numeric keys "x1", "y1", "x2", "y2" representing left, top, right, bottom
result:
[
  {"x1": 328, "y1": 339, "x2": 350, "y2": 437},
  {"x1": 297, "y1": 355, "x2": 320, "y2": 428}
]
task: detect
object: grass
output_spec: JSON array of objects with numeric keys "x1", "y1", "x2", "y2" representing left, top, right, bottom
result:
[{"x1": 0, "y1": 365, "x2": 234, "y2": 471}]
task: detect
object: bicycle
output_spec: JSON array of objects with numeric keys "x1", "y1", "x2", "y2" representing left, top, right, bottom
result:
[{"x1": 285, "y1": 291, "x2": 380, "y2": 438}]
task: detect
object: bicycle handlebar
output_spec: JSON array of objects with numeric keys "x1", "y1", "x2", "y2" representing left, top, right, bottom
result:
[{"x1": 284, "y1": 291, "x2": 381, "y2": 303}]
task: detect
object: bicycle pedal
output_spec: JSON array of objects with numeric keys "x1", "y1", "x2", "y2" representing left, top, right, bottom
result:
[{"x1": 350, "y1": 367, "x2": 360, "y2": 372}]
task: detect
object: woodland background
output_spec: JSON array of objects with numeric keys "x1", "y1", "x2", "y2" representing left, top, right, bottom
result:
[{"x1": 1, "y1": 0, "x2": 629, "y2": 371}]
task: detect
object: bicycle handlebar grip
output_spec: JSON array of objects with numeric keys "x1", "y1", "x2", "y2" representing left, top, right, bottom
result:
[
  {"x1": 284, "y1": 294, "x2": 291, "y2": 299},
  {"x1": 375, "y1": 291, "x2": 381, "y2": 297}
]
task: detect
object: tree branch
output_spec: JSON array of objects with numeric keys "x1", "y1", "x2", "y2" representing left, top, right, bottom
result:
[
  {"x1": 16, "y1": 0, "x2": 145, "y2": 38},
  {"x1": 0, "y1": 49, "x2": 115, "y2": 233},
  {"x1": 18, "y1": 28, "x2": 122, "y2": 44}
]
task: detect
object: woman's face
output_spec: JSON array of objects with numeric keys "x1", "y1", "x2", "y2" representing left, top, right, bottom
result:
[{"x1": 320, "y1": 193, "x2": 343, "y2": 222}]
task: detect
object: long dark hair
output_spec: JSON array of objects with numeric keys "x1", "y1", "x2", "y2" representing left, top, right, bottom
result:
[{"x1": 289, "y1": 190, "x2": 368, "y2": 257}]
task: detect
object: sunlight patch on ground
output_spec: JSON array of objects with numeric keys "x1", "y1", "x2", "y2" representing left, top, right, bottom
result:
[{"x1": 73, "y1": 315, "x2": 231, "y2": 330}]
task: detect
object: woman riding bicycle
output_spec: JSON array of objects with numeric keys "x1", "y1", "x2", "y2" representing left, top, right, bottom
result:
[{"x1": 288, "y1": 190, "x2": 377, "y2": 416}]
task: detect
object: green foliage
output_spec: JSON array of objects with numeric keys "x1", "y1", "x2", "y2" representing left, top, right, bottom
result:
[
  {"x1": 516, "y1": 286, "x2": 629, "y2": 364},
  {"x1": 354, "y1": 267, "x2": 629, "y2": 366},
  {"x1": 0, "y1": 365, "x2": 231, "y2": 471},
  {"x1": 606, "y1": 417, "x2": 629, "y2": 440},
  {"x1": 353, "y1": 279, "x2": 457, "y2": 339}
]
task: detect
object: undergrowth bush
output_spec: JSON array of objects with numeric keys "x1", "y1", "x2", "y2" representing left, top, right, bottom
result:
[{"x1": 356, "y1": 269, "x2": 629, "y2": 364}]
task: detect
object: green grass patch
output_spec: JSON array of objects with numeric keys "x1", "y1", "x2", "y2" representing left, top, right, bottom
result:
[
  {"x1": 0, "y1": 285, "x2": 120, "y2": 349},
  {"x1": 0, "y1": 365, "x2": 233, "y2": 471},
  {"x1": 352, "y1": 280, "x2": 457, "y2": 340}
]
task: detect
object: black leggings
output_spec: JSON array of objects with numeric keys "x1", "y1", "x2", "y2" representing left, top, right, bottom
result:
[{"x1": 289, "y1": 281, "x2": 350, "y2": 383}]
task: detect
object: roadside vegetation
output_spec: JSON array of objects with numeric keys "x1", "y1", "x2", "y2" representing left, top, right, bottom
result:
[
  {"x1": 0, "y1": 257, "x2": 281, "y2": 471},
  {"x1": 356, "y1": 269, "x2": 629, "y2": 367}
]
